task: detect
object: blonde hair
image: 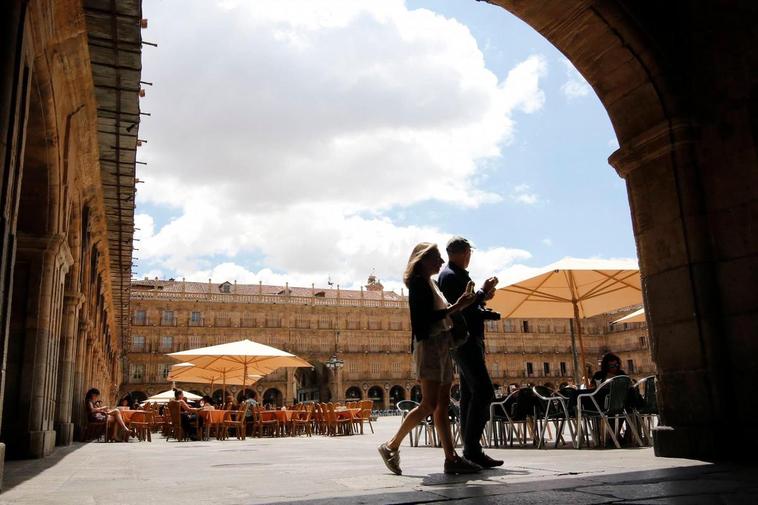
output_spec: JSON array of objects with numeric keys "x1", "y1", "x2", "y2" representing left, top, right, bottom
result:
[{"x1": 403, "y1": 242, "x2": 438, "y2": 288}]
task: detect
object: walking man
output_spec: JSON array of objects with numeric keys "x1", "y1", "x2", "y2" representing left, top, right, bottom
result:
[{"x1": 438, "y1": 236, "x2": 503, "y2": 468}]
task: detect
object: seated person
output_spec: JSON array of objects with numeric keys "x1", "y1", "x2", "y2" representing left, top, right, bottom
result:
[
  {"x1": 590, "y1": 353, "x2": 625, "y2": 389},
  {"x1": 175, "y1": 389, "x2": 203, "y2": 440},
  {"x1": 118, "y1": 393, "x2": 134, "y2": 409},
  {"x1": 243, "y1": 393, "x2": 257, "y2": 419},
  {"x1": 200, "y1": 395, "x2": 215, "y2": 410},
  {"x1": 85, "y1": 388, "x2": 135, "y2": 438},
  {"x1": 223, "y1": 394, "x2": 237, "y2": 410}
]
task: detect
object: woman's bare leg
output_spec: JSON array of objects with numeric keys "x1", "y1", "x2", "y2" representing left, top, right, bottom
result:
[
  {"x1": 386, "y1": 379, "x2": 439, "y2": 451},
  {"x1": 433, "y1": 382, "x2": 457, "y2": 461},
  {"x1": 108, "y1": 409, "x2": 130, "y2": 432}
]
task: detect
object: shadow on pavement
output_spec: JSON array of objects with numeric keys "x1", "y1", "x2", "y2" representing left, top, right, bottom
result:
[
  {"x1": 283, "y1": 462, "x2": 758, "y2": 505},
  {"x1": 1, "y1": 442, "x2": 88, "y2": 493}
]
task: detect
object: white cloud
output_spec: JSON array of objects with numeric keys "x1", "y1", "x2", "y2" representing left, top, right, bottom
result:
[
  {"x1": 541, "y1": 237, "x2": 553, "y2": 247},
  {"x1": 135, "y1": 1, "x2": 547, "y2": 286},
  {"x1": 509, "y1": 183, "x2": 540, "y2": 205},
  {"x1": 560, "y1": 58, "x2": 591, "y2": 100}
]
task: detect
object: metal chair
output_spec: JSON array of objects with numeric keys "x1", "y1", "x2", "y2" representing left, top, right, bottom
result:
[
  {"x1": 532, "y1": 385, "x2": 575, "y2": 448},
  {"x1": 576, "y1": 375, "x2": 643, "y2": 448},
  {"x1": 487, "y1": 388, "x2": 534, "y2": 447},
  {"x1": 633, "y1": 375, "x2": 658, "y2": 446}
]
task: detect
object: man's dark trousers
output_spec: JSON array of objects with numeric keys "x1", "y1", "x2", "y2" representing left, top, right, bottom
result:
[{"x1": 454, "y1": 336, "x2": 495, "y2": 459}]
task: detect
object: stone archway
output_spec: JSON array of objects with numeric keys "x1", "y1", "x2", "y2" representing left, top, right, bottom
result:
[
  {"x1": 367, "y1": 386, "x2": 384, "y2": 411},
  {"x1": 263, "y1": 388, "x2": 283, "y2": 408},
  {"x1": 345, "y1": 386, "x2": 362, "y2": 400},
  {"x1": 484, "y1": 0, "x2": 758, "y2": 460},
  {"x1": 410, "y1": 385, "x2": 422, "y2": 403},
  {"x1": 388, "y1": 386, "x2": 405, "y2": 408}
]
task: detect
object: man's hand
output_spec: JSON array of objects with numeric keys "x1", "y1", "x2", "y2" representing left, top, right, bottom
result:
[
  {"x1": 484, "y1": 289, "x2": 495, "y2": 301},
  {"x1": 482, "y1": 276, "x2": 499, "y2": 293}
]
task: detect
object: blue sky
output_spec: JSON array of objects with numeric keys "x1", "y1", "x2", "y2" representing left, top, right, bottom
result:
[{"x1": 134, "y1": 0, "x2": 635, "y2": 292}]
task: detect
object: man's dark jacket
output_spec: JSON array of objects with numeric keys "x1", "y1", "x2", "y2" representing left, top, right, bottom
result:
[{"x1": 437, "y1": 262, "x2": 493, "y2": 340}]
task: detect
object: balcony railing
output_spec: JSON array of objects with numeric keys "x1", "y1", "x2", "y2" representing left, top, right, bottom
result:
[
  {"x1": 188, "y1": 317, "x2": 204, "y2": 327},
  {"x1": 132, "y1": 317, "x2": 149, "y2": 326},
  {"x1": 160, "y1": 317, "x2": 177, "y2": 326},
  {"x1": 130, "y1": 289, "x2": 408, "y2": 308}
]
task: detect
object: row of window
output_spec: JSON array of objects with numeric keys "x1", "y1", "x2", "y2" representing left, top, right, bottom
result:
[{"x1": 132, "y1": 310, "x2": 406, "y2": 330}]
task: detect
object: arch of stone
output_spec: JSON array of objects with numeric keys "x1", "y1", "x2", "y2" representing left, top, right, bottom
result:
[{"x1": 0, "y1": 0, "x2": 755, "y2": 487}]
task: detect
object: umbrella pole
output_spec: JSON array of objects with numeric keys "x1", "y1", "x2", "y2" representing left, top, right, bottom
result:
[
  {"x1": 569, "y1": 319, "x2": 581, "y2": 385},
  {"x1": 573, "y1": 302, "x2": 589, "y2": 387}
]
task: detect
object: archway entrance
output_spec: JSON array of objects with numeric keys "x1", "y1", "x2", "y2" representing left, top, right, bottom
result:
[
  {"x1": 410, "y1": 385, "x2": 422, "y2": 403},
  {"x1": 345, "y1": 386, "x2": 362, "y2": 400},
  {"x1": 389, "y1": 386, "x2": 405, "y2": 408},
  {"x1": 263, "y1": 388, "x2": 283, "y2": 408},
  {"x1": 367, "y1": 386, "x2": 384, "y2": 411}
]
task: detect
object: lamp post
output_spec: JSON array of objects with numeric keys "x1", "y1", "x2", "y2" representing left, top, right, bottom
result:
[{"x1": 325, "y1": 354, "x2": 344, "y2": 402}]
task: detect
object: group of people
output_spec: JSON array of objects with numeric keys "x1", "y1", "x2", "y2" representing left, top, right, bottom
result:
[
  {"x1": 172, "y1": 389, "x2": 259, "y2": 440},
  {"x1": 379, "y1": 237, "x2": 503, "y2": 475}
]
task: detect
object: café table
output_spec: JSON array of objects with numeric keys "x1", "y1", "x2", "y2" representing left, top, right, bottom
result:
[
  {"x1": 261, "y1": 410, "x2": 295, "y2": 436},
  {"x1": 117, "y1": 409, "x2": 150, "y2": 441},
  {"x1": 198, "y1": 409, "x2": 228, "y2": 440},
  {"x1": 334, "y1": 408, "x2": 362, "y2": 434}
]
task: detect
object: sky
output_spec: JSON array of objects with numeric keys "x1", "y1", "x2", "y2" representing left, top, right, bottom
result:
[{"x1": 134, "y1": 0, "x2": 636, "y2": 293}]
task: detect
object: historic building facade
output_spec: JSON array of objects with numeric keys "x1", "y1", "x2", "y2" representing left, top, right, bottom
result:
[
  {"x1": 123, "y1": 278, "x2": 653, "y2": 410},
  {"x1": 0, "y1": 0, "x2": 139, "y2": 472}
]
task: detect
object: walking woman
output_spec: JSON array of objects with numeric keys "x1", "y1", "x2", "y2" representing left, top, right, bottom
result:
[{"x1": 378, "y1": 242, "x2": 481, "y2": 475}]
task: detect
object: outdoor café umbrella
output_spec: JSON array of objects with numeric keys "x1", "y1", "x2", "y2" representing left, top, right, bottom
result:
[
  {"x1": 167, "y1": 362, "x2": 262, "y2": 397},
  {"x1": 145, "y1": 388, "x2": 202, "y2": 404},
  {"x1": 488, "y1": 258, "x2": 642, "y2": 384},
  {"x1": 611, "y1": 307, "x2": 646, "y2": 325},
  {"x1": 167, "y1": 339, "x2": 311, "y2": 400}
]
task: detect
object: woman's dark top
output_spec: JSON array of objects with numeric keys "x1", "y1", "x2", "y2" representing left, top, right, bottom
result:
[
  {"x1": 591, "y1": 370, "x2": 626, "y2": 389},
  {"x1": 87, "y1": 400, "x2": 107, "y2": 422},
  {"x1": 408, "y1": 275, "x2": 449, "y2": 348}
]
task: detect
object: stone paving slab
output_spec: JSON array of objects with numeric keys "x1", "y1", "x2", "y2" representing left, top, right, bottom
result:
[{"x1": 1, "y1": 417, "x2": 755, "y2": 504}]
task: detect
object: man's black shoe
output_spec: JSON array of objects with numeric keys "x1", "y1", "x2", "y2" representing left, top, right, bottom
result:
[{"x1": 466, "y1": 453, "x2": 504, "y2": 468}]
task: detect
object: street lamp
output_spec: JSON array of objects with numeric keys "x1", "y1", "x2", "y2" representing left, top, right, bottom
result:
[{"x1": 325, "y1": 354, "x2": 344, "y2": 371}]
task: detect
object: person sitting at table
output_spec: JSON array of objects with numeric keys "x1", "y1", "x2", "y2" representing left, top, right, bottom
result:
[
  {"x1": 175, "y1": 389, "x2": 202, "y2": 440},
  {"x1": 200, "y1": 395, "x2": 215, "y2": 410},
  {"x1": 223, "y1": 394, "x2": 237, "y2": 410},
  {"x1": 85, "y1": 388, "x2": 135, "y2": 438},
  {"x1": 243, "y1": 392, "x2": 257, "y2": 419},
  {"x1": 118, "y1": 392, "x2": 135, "y2": 409},
  {"x1": 590, "y1": 352, "x2": 626, "y2": 389}
]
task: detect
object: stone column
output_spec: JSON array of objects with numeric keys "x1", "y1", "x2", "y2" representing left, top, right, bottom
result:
[
  {"x1": 610, "y1": 119, "x2": 731, "y2": 459},
  {"x1": 335, "y1": 367, "x2": 344, "y2": 403},
  {"x1": 286, "y1": 367, "x2": 296, "y2": 404},
  {"x1": 55, "y1": 291, "x2": 83, "y2": 445},
  {"x1": 14, "y1": 233, "x2": 72, "y2": 458},
  {"x1": 70, "y1": 318, "x2": 89, "y2": 436}
]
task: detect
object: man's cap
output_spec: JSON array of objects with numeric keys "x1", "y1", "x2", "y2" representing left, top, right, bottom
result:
[{"x1": 446, "y1": 236, "x2": 475, "y2": 254}]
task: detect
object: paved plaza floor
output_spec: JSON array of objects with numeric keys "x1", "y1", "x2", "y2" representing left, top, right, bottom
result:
[{"x1": 1, "y1": 417, "x2": 756, "y2": 504}]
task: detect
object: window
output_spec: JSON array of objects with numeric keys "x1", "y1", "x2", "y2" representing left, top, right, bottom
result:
[
  {"x1": 543, "y1": 362, "x2": 551, "y2": 376},
  {"x1": 133, "y1": 310, "x2": 146, "y2": 325},
  {"x1": 389, "y1": 319, "x2": 402, "y2": 330},
  {"x1": 131, "y1": 335, "x2": 145, "y2": 352},
  {"x1": 370, "y1": 362, "x2": 381, "y2": 375},
  {"x1": 159, "y1": 363, "x2": 170, "y2": 379},
  {"x1": 266, "y1": 315, "x2": 282, "y2": 328},
  {"x1": 627, "y1": 359, "x2": 635, "y2": 373},
  {"x1": 188, "y1": 335, "x2": 202, "y2": 348},
  {"x1": 491, "y1": 362, "x2": 500, "y2": 378},
  {"x1": 189, "y1": 311, "x2": 202, "y2": 326},
  {"x1": 522, "y1": 320, "x2": 530, "y2": 333},
  {"x1": 560, "y1": 361, "x2": 567, "y2": 377},
  {"x1": 503, "y1": 319, "x2": 516, "y2": 332},
  {"x1": 161, "y1": 310, "x2": 175, "y2": 326},
  {"x1": 348, "y1": 361, "x2": 359, "y2": 373},
  {"x1": 639, "y1": 336, "x2": 647, "y2": 348},
  {"x1": 295, "y1": 315, "x2": 310, "y2": 329},
  {"x1": 368, "y1": 317, "x2": 382, "y2": 330},
  {"x1": 130, "y1": 363, "x2": 145, "y2": 382},
  {"x1": 160, "y1": 336, "x2": 173, "y2": 351},
  {"x1": 526, "y1": 362, "x2": 534, "y2": 377},
  {"x1": 317, "y1": 315, "x2": 332, "y2": 329},
  {"x1": 485, "y1": 320, "x2": 499, "y2": 332},
  {"x1": 347, "y1": 318, "x2": 360, "y2": 330},
  {"x1": 391, "y1": 361, "x2": 401, "y2": 372}
]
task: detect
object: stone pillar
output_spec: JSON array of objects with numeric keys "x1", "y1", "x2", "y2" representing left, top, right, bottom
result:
[
  {"x1": 382, "y1": 384, "x2": 390, "y2": 410},
  {"x1": 12, "y1": 233, "x2": 72, "y2": 458},
  {"x1": 70, "y1": 318, "x2": 89, "y2": 436},
  {"x1": 286, "y1": 367, "x2": 296, "y2": 404},
  {"x1": 610, "y1": 120, "x2": 732, "y2": 459},
  {"x1": 335, "y1": 367, "x2": 343, "y2": 403},
  {"x1": 55, "y1": 291, "x2": 82, "y2": 445}
]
